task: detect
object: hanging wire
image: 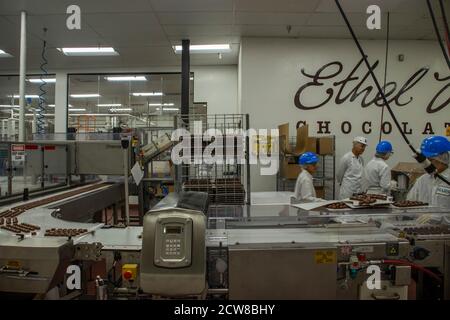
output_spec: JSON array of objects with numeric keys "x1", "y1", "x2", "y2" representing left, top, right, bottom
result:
[
  {"x1": 427, "y1": 0, "x2": 450, "y2": 69},
  {"x1": 379, "y1": 12, "x2": 390, "y2": 142},
  {"x1": 37, "y1": 28, "x2": 48, "y2": 134}
]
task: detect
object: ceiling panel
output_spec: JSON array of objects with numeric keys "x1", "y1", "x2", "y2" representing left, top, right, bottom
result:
[
  {"x1": 163, "y1": 24, "x2": 232, "y2": 36},
  {"x1": 24, "y1": 14, "x2": 105, "y2": 48},
  {"x1": 235, "y1": 12, "x2": 310, "y2": 25},
  {"x1": 158, "y1": 12, "x2": 234, "y2": 25},
  {"x1": 150, "y1": 0, "x2": 233, "y2": 12},
  {"x1": 0, "y1": 0, "x2": 153, "y2": 15},
  {"x1": 235, "y1": 0, "x2": 321, "y2": 12},
  {"x1": 232, "y1": 25, "x2": 302, "y2": 37},
  {"x1": 315, "y1": 0, "x2": 406, "y2": 12},
  {"x1": 86, "y1": 13, "x2": 168, "y2": 46}
]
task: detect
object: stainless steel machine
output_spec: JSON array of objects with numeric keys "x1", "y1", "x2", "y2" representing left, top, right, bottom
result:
[{"x1": 140, "y1": 192, "x2": 207, "y2": 297}]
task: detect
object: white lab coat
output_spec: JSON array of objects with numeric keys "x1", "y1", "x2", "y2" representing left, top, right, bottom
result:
[
  {"x1": 364, "y1": 157, "x2": 391, "y2": 194},
  {"x1": 293, "y1": 170, "x2": 324, "y2": 202},
  {"x1": 431, "y1": 168, "x2": 450, "y2": 208},
  {"x1": 337, "y1": 151, "x2": 364, "y2": 199},
  {"x1": 407, "y1": 173, "x2": 434, "y2": 203}
]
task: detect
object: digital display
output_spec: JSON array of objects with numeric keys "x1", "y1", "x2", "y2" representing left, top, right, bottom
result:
[{"x1": 164, "y1": 226, "x2": 182, "y2": 234}]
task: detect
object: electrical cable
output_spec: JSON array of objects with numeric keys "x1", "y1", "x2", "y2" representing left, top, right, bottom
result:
[
  {"x1": 335, "y1": 0, "x2": 450, "y2": 186},
  {"x1": 438, "y1": 0, "x2": 450, "y2": 55},
  {"x1": 379, "y1": 12, "x2": 390, "y2": 142},
  {"x1": 427, "y1": 0, "x2": 450, "y2": 69},
  {"x1": 381, "y1": 259, "x2": 442, "y2": 283},
  {"x1": 37, "y1": 28, "x2": 48, "y2": 134}
]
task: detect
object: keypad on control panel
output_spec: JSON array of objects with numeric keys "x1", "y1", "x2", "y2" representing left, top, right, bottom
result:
[{"x1": 164, "y1": 238, "x2": 181, "y2": 256}]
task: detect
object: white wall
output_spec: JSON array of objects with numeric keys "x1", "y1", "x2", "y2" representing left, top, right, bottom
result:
[
  {"x1": 239, "y1": 37, "x2": 449, "y2": 192},
  {"x1": 193, "y1": 65, "x2": 238, "y2": 114}
]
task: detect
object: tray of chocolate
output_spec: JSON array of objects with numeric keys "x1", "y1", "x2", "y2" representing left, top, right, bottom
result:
[
  {"x1": 347, "y1": 194, "x2": 392, "y2": 208},
  {"x1": 392, "y1": 200, "x2": 428, "y2": 208},
  {"x1": 44, "y1": 228, "x2": 88, "y2": 237},
  {"x1": 325, "y1": 202, "x2": 351, "y2": 211}
]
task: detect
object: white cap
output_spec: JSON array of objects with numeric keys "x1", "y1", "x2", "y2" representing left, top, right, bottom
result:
[{"x1": 353, "y1": 136, "x2": 368, "y2": 145}]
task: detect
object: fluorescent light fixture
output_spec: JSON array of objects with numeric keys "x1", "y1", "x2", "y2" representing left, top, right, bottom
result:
[
  {"x1": 105, "y1": 76, "x2": 146, "y2": 81},
  {"x1": 27, "y1": 78, "x2": 56, "y2": 83},
  {"x1": 110, "y1": 108, "x2": 132, "y2": 112},
  {"x1": 0, "y1": 49, "x2": 13, "y2": 58},
  {"x1": 173, "y1": 44, "x2": 231, "y2": 54},
  {"x1": 68, "y1": 108, "x2": 86, "y2": 112},
  {"x1": 148, "y1": 103, "x2": 174, "y2": 107},
  {"x1": 97, "y1": 103, "x2": 122, "y2": 107},
  {"x1": 48, "y1": 104, "x2": 73, "y2": 108},
  {"x1": 9, "y1": 94, "x2": 40, "y2": 99},
  {"x1": 190, "y1": 77, "x2": 194, "y2": 80},
  {"x1": 156, "y1": 107, "x2": 179, "y2": 111},
  {"x1": 70, "y1": 94, "x2": 101, "y2": 98},
  {"x1": 57, "y1": 47, "x2": 119, "y2": 56},
  {"x1": 132, "y1": 92, "x2": 163, "y2": 97},
  {"x1": 0, "y1": 105, "x2": 20, "y2": 108}
]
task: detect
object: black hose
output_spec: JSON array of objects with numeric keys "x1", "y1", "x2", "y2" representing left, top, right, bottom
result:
[
  {"x1": 37, "y1": 35, "x2": 48, "y2": 134},
  {"x1": 379, "y1": 12, "x2": 390, "y2": 142},
  {"x1": 438, "y1": 0, "x2": 450, "y2": 47},
  {"x1": 427, "y1": 0, "x2": 450, "y2": 69}
]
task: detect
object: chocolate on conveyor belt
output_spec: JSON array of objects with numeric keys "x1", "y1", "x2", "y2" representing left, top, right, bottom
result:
[
  {"x1": 1, "y1": 223, "x2": 41, "y2": 235},
  {"x1": 403, "y1": 226, "x2": 450, "y2": 235},
  {"x1": 0, "y1": 183, "x2": 107, "y2": 220},
  {"x1": 393, "y1": 200, "x2": 428, "y2": 207},
  {"x1": 44, "y1": 228, "x2": 88, "y2": 237},
  {"x1": 326, "y1": 202, "x2": 349, "y2": 209}
]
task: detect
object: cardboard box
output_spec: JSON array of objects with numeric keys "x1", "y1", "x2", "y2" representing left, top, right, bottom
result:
[
  {"x1": 278, "y1": 123, "x2": 309, "y2": 156},
  {"x1": 315, "y1": 186, "x2": 325, "y2": 198},
  {"x1": 306, "y1": 137, "x2": 317, "y2": 153},
  {"x1": 318, "y1": 137, "x2": 334, "y2": 155},
  {"x1": 391, "y1": 162, "x2": 424, "y2": 189},
  {"x1": 280, "y1": 159, "x2": 302, "y2": 179}
]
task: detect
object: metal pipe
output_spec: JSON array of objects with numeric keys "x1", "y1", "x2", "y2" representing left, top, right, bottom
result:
[
  {"x1": 181, "y1": 39, "x2": 190, "y2": 119},
  {"x1": 123, "y1": 144, "x2": 130, "y2": 226},
  {"x1": 19, "y1": 11, "x2": 27, "y2": 141}
]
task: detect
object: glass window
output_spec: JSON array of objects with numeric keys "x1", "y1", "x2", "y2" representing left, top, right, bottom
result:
[
  {"x1": 0, "y1": 74, "x2": 56, "y2": 140},
  {"x1": 67, "y1": 73, "x2": 193, "y2": 133}
]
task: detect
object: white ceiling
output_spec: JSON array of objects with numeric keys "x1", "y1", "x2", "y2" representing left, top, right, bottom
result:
[{"x1": 0, "y1": 0, "x2": 448, "y2": 71}]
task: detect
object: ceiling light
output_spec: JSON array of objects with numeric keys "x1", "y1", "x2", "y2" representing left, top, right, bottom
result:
[
  {"x1": 190, "y1": 77, "x2": 194, "y2": 80},
  {"x1": 27, "y1": 78, "x2": 56, "y2": 83},
  {"x1": 105, "y1": 76, "x2": 146, "y2": 81},
  {"x1": 68, "y1": 108, "x2": 86, "y2": 112},
  {"x1": 48, "y1": 104, "x2": 73, "y2": 108},
  {"x1": 173, "y1": 44, "x2": 231, "y2": 54},
  {"x1": 110, "y1": 108, "x2": 132, "y2": 112},
  {"x1": 132, "y1": 92, "x2": 163, "y2": 97},
  {"x1": 0, "y1": 49, "x2": 13, "y2": 58},
  {"x1": 148, "y1": 103, "x2": 174, "y2": 107},
  {"x1": 9, "y1": 94, "x2": 40, "y2": 99},
  {"x1": 97, "y1": 103, "x2": 122, "y2": 107},
  {"x1": 156, "y1": 107, "x2": 179, "y2": 111},
  {"x1": 70, "y1": 94, "x2": 101, "y2": 98},
  {"x1": 0, "y1": 105, "x2": 20, "y2": 108},
  {"x1": 57, "y1": 47, "x2": 119, "y2": 56}
]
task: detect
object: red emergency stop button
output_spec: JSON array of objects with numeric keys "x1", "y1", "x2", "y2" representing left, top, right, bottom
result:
[{"x1": 123, "y1": 270, "x2": 133, "y2": 280}]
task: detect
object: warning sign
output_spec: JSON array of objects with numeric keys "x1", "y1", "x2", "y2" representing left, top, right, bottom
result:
[
  {"x1": 315, "y1": 250, "x2": 336, "y2": 264},
  {"x1": 12, "y1": 144, "x2": 25, "y2": 152}
]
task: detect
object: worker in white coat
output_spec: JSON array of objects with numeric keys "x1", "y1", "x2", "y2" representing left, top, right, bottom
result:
[
  {"x1": 420, "y1": 136, "x2": 450, "y2": 208},
  {"x1": 407, "y1": 174, "x2": 434, "y2": 203},
  {"x1": 364, "y1": 140, "x2": 393, "y2": 194},
  {"x1": 293, "y1": 152, "x2": 325, "y2": 202},
  {"x1": 337, "y1": 136, "x2": 367, "y2": 199}
]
